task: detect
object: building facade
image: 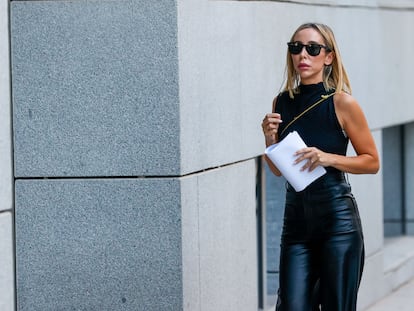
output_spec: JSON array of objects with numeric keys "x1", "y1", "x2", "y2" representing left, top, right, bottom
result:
[{"x1": 1, "y1": 0, "x2": 414, "y2": 310}]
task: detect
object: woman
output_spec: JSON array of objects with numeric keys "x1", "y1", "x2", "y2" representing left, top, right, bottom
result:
[{"x1": 261, "y1": 23, "x2": 379, "y2": 311}]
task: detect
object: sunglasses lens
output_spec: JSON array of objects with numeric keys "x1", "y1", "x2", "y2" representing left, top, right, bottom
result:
[
  {"x1": 306, "y1": 44, "x2": 321, "y2": 56},
  {"x1": 287, "y1": 43, "x2": 303, "y2": 54}
]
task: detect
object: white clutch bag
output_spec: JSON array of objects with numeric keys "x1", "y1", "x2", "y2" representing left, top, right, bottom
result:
[{"x1": 265, "y1": 131, "x2": 326, "y2": 192}]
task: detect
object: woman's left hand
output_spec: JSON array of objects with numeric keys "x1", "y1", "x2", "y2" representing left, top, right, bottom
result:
[{"x1": 294, "y1": 147, "x2": 330, "y2": 172}]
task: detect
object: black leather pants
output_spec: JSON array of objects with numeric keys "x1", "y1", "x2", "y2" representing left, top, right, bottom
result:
[{"x1": 275, "y1": 172, "x2": 364, "y2": 311}]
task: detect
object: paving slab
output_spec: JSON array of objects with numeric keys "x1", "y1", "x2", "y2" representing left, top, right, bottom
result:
[{"x1": 364, "y1": 277, "x2": 414, "y2": 311}]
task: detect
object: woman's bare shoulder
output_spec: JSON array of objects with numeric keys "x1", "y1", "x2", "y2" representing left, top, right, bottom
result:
[
  {"x1": 333, "y1": 91, "x2": 357, "y2": 107},
  {"x1": 334, "y1": 91, "x2": 368, "y2": 131},
  {"x1": 333, "y1": 91, "x2": 364, "y2": 117}
]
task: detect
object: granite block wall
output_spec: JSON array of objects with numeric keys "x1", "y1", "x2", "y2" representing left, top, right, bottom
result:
[
  {"x1": 11, "y1": 1, "x2": 260, "y2": 310},
  {"x1": 14, "y1": 161, "x2": 258, "y2": 311},
  {"x1": 11, "y1": 0, "x2": 180, "y2": 178},
  {"x1": 181, "y1": 160, "x2": 258, "y2": 311},
  {"x1": 195, "y1": 160, "x2": 257, "y2": 311},
  {"x1": 348, "y1": 131, "x2": 384, "y2": 257},
  {"x1": 8, "y1": 1, "x2": 414, "y2": 311},
  {"x1": 15, "y1": 178, "x2": 183, "y2": 311},
  {"x1": 1, "y1": 0, "x2": 14, "y2": 310},
  {"x1": 0, "y1": 0, "x2": 12, "y2": 211},
  {"x1": 0, "y1": 213, "x2": 14, "y2": 311},
  {"x1": 177, "y1": 0, "x2": 278, "y2": 175},
  {"x1": 11, "y1": 0, "x2": 184, "y2": 310}
]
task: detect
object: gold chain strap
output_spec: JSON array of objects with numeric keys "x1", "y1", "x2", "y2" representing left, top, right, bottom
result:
[{"x1": 279, "y1": 92, "x2": 335, "y2": 137}]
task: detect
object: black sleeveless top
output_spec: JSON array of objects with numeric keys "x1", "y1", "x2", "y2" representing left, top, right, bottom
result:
[{"x1": 275, "y1": 82, "x2": 348, "y2": 174}]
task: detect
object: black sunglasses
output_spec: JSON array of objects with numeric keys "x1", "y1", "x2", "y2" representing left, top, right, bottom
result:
[{"x1": 287, "y1": 42, "x2": 331, "y2": 56}]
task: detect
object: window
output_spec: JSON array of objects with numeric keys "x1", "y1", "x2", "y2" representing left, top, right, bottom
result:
[
  {"x1": 256, "y1": 156, "x2": 286, "y2": 308},
  {"x1": 382, "y1": 122, "x2": 414, "y2": 237}
]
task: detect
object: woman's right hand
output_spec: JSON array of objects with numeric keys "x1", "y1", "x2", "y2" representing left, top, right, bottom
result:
[{"x1": 262, "y1": 113, "x2": 283, "y2": 146}]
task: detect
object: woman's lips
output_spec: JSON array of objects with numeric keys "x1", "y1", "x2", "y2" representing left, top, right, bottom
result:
[{"x1": 298, "y1": 63, "x2": 310, "y2": 69}]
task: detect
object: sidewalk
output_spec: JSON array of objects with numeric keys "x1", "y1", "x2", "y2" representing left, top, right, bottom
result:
[
  {"x1": 265, "y1": 277, "x2": 414, "y2": 311},
  {"x1": 364, "y1": 277, "x2": 414, "y2": 311}
]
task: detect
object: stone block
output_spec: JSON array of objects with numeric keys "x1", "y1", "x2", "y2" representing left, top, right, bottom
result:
[
  {"x1": 0, "y1": 0, "x2": 12, "y2": 212},
  {"x1": 180, "y1": 176, "x2": 200, "y2": 311},
  {"x1": 11, "y1": 0, "x2": 179, "y2": 177},
  {"x1": 15, "y1": 159, "x2": 259, "y2": 311},
  {"x1": 177, "y1": 2, "x2": 279, "y2": 175},
  {"x1": 15, "y1": 178, "x2": 182, "y2": 311},
  {"x1": 0, "y1": 212, "x2": 14, "y2": 311},
  {"x1": 349, "y1": 130, "x2": 383, "y2": 255},
  {"x1": 197, "y1": 160, "x2": 258, "y2": 311}
]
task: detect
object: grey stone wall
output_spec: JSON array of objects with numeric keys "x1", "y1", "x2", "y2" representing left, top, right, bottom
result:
[
  {"x1": 0, "y1": 213, "x2": 14, "y2": 311},
  {"x1": 15, "y1": 178, "x2": 183, "y2": 311},
  {"x1": 0, "y1": 2, "x2": 12, "y2": 205},
  {"x1": 181, "y1": 160, "x2": 258, "y2": 311},
  {"x1": 0, "y1": 0, "x2": 14, "y2": 310},
  {"x1": 14, "y1": 163, "x2": 258, "y2": 311},
  {"x1": 0, "y1": 0, "x2": 12, "y2": 211},
  {"x1": 8, "y1": 0, "x2": 414, "y2": 311},
  {"x1": 11, "y1": 1, "x2": 259, "y2": 310},
  {"x1": 11, "y1": 0, "x2": 180, "y2": 178},
  {"x1": 11, "y1": 0, "x2": 186, "y2": 310}
]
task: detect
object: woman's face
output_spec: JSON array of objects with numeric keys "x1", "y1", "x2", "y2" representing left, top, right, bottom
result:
[{"x1": 290, "y1": 28, "x2": 333, "y2": 85}]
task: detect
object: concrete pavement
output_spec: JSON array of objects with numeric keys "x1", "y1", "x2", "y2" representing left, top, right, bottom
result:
[
  {"x1": 364, "y1": 277, "x2": 414, "y2": 311},
  {"x1": 264, "y1": 277, "x2": 414, "y2": 311}
]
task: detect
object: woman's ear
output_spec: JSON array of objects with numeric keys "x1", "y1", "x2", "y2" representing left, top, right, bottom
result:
[{"x1": 325, "y1": 51, "x2": 334, "y2": 66}]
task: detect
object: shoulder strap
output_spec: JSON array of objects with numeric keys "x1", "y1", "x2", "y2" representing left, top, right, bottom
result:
[{"x1": 279, "y1": 92, "x2": 335, "y2": 138}]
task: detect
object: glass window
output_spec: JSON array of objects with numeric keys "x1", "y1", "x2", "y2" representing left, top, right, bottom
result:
[{"x1": 382, "y1": 122, "x2": 414, "y2": 237}]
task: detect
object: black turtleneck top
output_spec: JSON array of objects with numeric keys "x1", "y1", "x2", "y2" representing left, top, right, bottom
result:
[{"x1": 275, "y1": 82, "x2": 348, "y2": 173}]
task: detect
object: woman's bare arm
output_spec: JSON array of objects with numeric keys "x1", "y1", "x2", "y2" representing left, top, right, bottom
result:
[{"x1": 294, "y1": 92, "x2": 380, "y2": 174}]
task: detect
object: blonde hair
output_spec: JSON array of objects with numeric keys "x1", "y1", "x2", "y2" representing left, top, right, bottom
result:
[{"x1": 283, "y1": 23, "x2": 352, "y2": 98}]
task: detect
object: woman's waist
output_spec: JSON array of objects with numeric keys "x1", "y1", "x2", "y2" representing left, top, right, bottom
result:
[{"x1": 287, "y1": 170, "x2": 349, "y2": 196}]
